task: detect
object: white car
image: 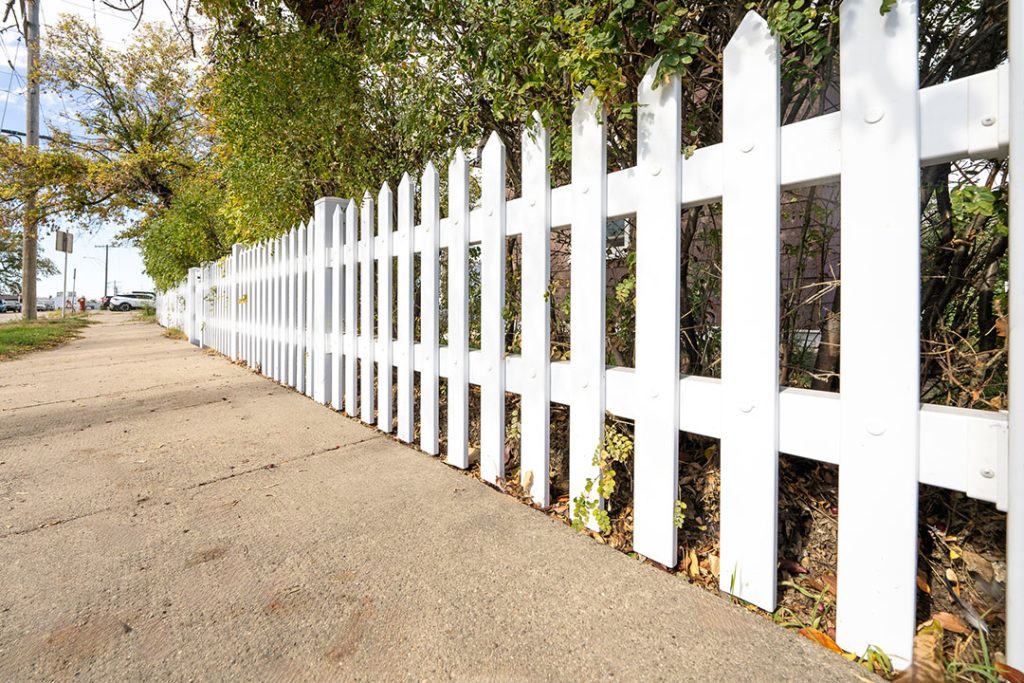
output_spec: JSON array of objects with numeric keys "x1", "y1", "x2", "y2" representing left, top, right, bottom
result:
[{"x1": 109, "y1": 292, "x2": 155, "y2": 311}]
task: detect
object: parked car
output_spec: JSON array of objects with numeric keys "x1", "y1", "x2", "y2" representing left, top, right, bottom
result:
[
  {"x1": 86, "y1": 300, "x2": 100, "y2": 310},
  {"x1": 6, "y1": 299, "x2": 21, "y2": 313},
  {"x1": 0, "y1": 299, "x2": 6, "y2": 313},
  {"x1": 108, "y1": 292, "x2": 156, "y2": 311},
  {"x1": 100, "y1": 295, "x2": 111, "y2": 310},
  {"x1": 36, "y1": 299, "x2": 55, "y2": 312}
]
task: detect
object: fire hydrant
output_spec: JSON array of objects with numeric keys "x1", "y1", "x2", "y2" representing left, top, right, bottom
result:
[{"x1": 77, "y1": 297, "x2": 86, "y2": 312}]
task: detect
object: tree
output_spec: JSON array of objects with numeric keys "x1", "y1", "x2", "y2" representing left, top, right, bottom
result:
[{"x1": 0, "y1": 15, "x2": 204, "y2": 235}]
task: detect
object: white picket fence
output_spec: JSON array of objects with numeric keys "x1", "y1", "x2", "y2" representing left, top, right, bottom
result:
[{"x1": 156, "y1": 3, "x2": 1024, "y2": 668}]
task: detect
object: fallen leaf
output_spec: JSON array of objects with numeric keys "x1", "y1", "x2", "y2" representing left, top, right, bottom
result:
[
  {"x1": 708, "y1": 554, "x2": 720, "y2": 578},
  {"x1": 946, "y1": 568, "x2": 958, "y2": 584},
  {"x1": 916, "y1": 572, "x2": 932, "y2": 594},
  {"x1": 931, "y1": 611, "x2": 971, "y2": 635},
  {"x1": 687, "y1": 547, "x2": 699, "y2": 578},
  {"x1": 821, "y1": 573, "x2": 837, "y2": 595},
  {"x1": 996, "y1": 663, "x2": 1024, "y2": 683},
  {"x1": 962, "y1": 550, "x2": 995, "y2": 583},
  {"x1": 521, "y1": 470, "x2": 534, "y2": 493},
  {"x1": 798, "y1": 628, "x2": 843, "y2": 654}
]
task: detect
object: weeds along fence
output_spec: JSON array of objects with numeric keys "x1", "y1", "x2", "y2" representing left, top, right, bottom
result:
[{"x1": 156, "y1": 4, "x2": 1024, "y2": 669}]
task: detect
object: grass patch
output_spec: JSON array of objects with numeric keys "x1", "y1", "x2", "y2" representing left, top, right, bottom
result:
[
  {"x1": 0, "y1": 315, "x2": 93, "y2": 361},
  {"x1": 134, "y1": 306, "x2": 156, "y2": 321}
]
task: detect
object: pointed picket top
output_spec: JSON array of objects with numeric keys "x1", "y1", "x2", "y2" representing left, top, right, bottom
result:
[
  {"x1": 572, "y1": 86, "x2": 600, "y2": 127},
  {"x1": 449, "y1": 147, "x2": 467, "y2": 182},
  {"x1": 423, "y1": 160, "x2": 439, "y2": 187},
  {"x1": 378, "y1": 181, "x2": 392, "y2": 204},
  {"x1": 523, "y1": 110, "x2": 548, "y2": 153},
  {"x1": 639, "y1": 57, "x2": 664, "y2": 95},
  {"x1": 398, "y1": 171, "x2": 412, "y2": 196},
  {"x1": 724, "y1": 10, "x2": 775, "y2": 58},
  {"x1": 482, "y1": 130, "x2": 505, "y2": 159}
]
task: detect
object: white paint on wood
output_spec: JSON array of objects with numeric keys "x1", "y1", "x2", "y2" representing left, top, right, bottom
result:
[
  {"x1": 1006, "y1": 0, "x2": 1024, "y2": 668},
  {"x1": 718, "y1": 12, "x2": 781, "y2": 609},
  {"x1": 569, "y1": 89, "x2": 606, "y2": 528},
  {"x1": 480, "y1": 133, "x2": 507, "y2": 484},
  {"x1": 421, "y1": 163, "x2": 441, "y2": 455},
  {"x1": 633, "y1": 61, "x2": 683, "y2": 568},
  {"x1": 447, "y1": 150, "x2": 470, "y2": 468},
  {"x1": 520, "y1": 113, "x2": 551, "y2": 505},
  {"x1": 835, "y1": 0, "x2": 921, "y2": 667},
  {"x1": 377, "y1": 184, "x2": 394, "y2": 432},
  {"x1": 345, "y1": 200, "x2": 358, "y2": 415},
  {"x1": 397, "y1": 174, "x2": 415, "y2": 443},
  {"x1": 332, "y1": 207, "x2": 344, "y2": 409},
  {"x1": 360, "y1": 193, "x2": 376, "y2": 424}
]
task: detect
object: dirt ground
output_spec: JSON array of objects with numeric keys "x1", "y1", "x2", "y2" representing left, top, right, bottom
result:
[{"x1": 0, "y1": 313, "x2": 873, "y2": 682}]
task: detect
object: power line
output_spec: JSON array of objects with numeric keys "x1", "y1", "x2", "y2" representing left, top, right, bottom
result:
[{"x1": 0, "y1": 36, "x2": 18, "y2": 129}]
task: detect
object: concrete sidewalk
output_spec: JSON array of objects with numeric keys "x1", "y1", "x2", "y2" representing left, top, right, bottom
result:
[{"x1": 0, "y1": 314, "x2": 871, "y2": 682}]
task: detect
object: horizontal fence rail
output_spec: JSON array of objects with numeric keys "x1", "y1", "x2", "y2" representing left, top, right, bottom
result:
[{"x1": 156, "y1": 2, "x2": 1023, "y2": 669}]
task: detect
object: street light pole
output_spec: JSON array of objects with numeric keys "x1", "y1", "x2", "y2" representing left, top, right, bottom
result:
[{"x1": 96, "y1": 244, "x2": 110, "y2": 298}]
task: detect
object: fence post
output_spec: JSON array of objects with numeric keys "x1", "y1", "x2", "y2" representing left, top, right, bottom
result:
[
  {"x1": 314, "y1": 197, "x2": 343, "y2": 404},
  {"x1": 377, "y1": 183, "x2": 394, "y2": 433},
  {"x1": 835, "y1": 0, "x2": 920, "y2": 666},
  {"x1": 569, "y1": 89, "x2": 606, "y2": 529},
  {"x1": 480, "y1": 132, "x2": 507, "y2": 484},
  {"x1": 520, "y1": 115, "x2": 551, "y2": 505},
  {"x1": 1006, "y1": 0, "x2": 1024, "y2": 668},
  {"x1": 446, "y1": 151, "x2": 470, "y2": 468},
  {"x1": 718, "y1": 12, "x2": 780, "y2": 608},
  {"x1": 360, "y1": 192, "x2": 376, "y2": 423},
  {"x1": 305, "y1": 218, "x2": 315, "y2": 395},
  {"x1": 396, "y1": 174, "x2": 415, "y2": 443},
  {"x1": 421, "y1": 163, "x2": 441, "y2": 454}
]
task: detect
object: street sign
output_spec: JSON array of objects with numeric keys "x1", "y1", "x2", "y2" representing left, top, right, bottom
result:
[{"x1": 55, "y1": 230, "x2": 73, "y2": 254}]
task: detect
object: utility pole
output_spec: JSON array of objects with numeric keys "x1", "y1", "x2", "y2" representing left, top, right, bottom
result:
[
  {"x1": 21, "y1": 0, "x2": 39, "y2": 320},
  {"x1": 96, "y1": 244, "x2": 110, "y2": 298}
]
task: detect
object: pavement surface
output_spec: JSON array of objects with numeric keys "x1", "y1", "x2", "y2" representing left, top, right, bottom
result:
[{"x1": 0, "y1": 313, "x2": 874, "y2": 682}]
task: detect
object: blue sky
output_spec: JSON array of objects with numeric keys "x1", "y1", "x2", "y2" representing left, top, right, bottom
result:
[{"x1": 3, "y1": 1, "x2": 187, "y2": 298}]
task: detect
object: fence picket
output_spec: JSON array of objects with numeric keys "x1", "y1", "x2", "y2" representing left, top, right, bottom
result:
[
  {"x1": 835, "y1": 0, "x2": 921, "y2": 666},
  {"x1": 314, "y1": 198, "x2": 338, "y2": 404},
  {"x1": 377, "y1": 184, "x2": 394, "y2": 433},
  {"x1": 296, "y1": 223, "x2": 307, "y2": 395},
  {"x1": 332, "y1": 206, "x2": 344, "y2": 410},
  {"x1": 286, "y1": 229, "x2": 295, "y2": 387},
  {"x1": 360, "y1": 192, "x2": 376, "y2": 424},
  {"x1": 305, "y1": 218, "x2": 315, "y2": 396},
  {"x1": 520, "y1": 114, "x2": 551, "y2": 505},
  {"x1": 447, "y1": 150, "x2": 470, "y2": 468},
  {"x1": 421, "y1": 163, "x2": 441, "y2": 454},
  {"x1": 396, "y1": 174, "x2": 415, "y2": 443},
  {"x1": 718, "y1": 12, "x2": 781, "y2": 609},
  {"x1": 480, "y1": 133, "x2": 507, "y2": 484},
  {"x1": 345, "y1": 199, "x2": 359, "y2": 415},
  {"x1": 1009, "y1": 0, "x2": 1024, "y2": 667},
  {"x1": 274, "y1": 236, "x2": 283, "y2": 382},
  {"x1": 633, "y1": 62, "x2": 683, "y2": 568},
  {"x1": 569, "y1": 90, "x2": 606, "y2": 528}
]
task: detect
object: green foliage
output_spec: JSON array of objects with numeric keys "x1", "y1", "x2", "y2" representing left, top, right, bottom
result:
[
  {"x1": 139, "y1": 169, "x2": 230, "y2": 289},
  {"x1": 571, "y1": 421, "x2": 632, "y2": 534}
]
